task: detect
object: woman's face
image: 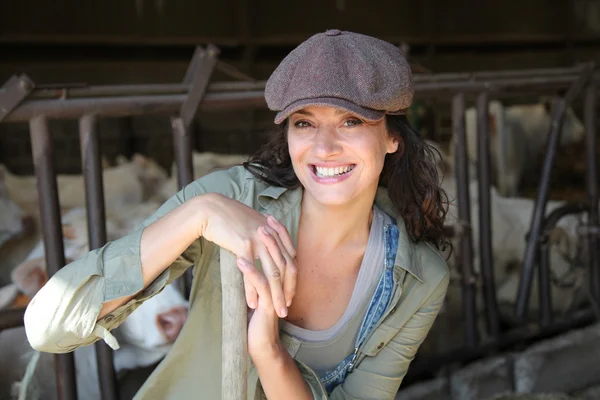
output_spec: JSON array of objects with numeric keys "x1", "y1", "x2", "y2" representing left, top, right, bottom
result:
[{"x1": 287, "y1": 106, "x2": 398, "y2": 207}]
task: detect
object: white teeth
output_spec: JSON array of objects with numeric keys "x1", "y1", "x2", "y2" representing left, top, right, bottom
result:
[{"x1": 314, "y1": 165, "x2": 354, "y2": 177}]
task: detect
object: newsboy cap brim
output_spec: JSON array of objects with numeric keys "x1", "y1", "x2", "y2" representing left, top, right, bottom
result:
[{"x1": 274, "y1": 97, "x2": 386, "y2": 125}]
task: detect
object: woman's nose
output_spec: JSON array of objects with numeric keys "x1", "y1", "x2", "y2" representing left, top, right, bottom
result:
[{"x1": 313, "y1": 127, "x2": 342, "y2": 157}]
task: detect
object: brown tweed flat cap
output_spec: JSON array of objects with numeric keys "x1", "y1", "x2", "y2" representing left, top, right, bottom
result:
[{"x1": 265, "y1": 29, "x2": 414, "y2": 125}]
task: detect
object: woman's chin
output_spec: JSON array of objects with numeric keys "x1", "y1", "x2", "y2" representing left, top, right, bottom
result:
[{"x1": 304, "y1": 188, "x2": 358, "y2": 207}]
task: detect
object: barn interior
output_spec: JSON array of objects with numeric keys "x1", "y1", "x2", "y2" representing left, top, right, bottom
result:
[{"x1": 1, "y1": 1, "x2": 600, "y2": 399}]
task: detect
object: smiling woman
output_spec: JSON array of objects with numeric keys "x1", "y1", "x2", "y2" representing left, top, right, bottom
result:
[
  {"x1": 24, "y1": 29, "x2": 451, "y2": 400},
  {"x1": 286, "y1": 108, "x2": 397, "y2": 209}
]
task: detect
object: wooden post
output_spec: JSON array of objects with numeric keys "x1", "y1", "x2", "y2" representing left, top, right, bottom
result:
[{"x1": 220, "y1": 248, "x2": 248, "y2": 399}]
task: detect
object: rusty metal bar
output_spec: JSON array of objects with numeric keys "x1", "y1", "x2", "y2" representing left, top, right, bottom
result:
[
  {"x1": 515, "y1": 97, "x2": 567, "y2": 320},
  {"x1": 584, "y1": 82, "x2": 600, "y2": 305},
  {"x1": 515, "y1": 66, "x2": 594, "y2": 319},
  {"x1": 415, "y1": 66, "x2": 584, "y2": 82},
  {"x1": 180, "y1": 45, "x2": 220, "y2": 128},
  {"x1": 7, "y1": 71, "x2": 600, "y2": 123},
  {"x1": 452, "y1": 92, "x2": 479, "y2": 348},
  {"x1": 182, "y1": 47, "x2": 203, "y2": 85},
  {"x1": 30, "y1": 81, "x2": 265, "y2": 100},
  {"x1": 24, "y1": 65, "x2": 594, "y2": 101},
  {"x1": 170, "y1": 45, "x2": 204, "y2": 190},
  {"x1": 0, "y1": 74, "x2": 34, "y2": 121},
  {"x1": 4, "y1": 91, "x2": 266, "y2": 122},
  {"x1": 24, "y1": 77, "x2": 572, "y2": 100},
  {"x1": 171, "y1": 118, "x2": 194, "y2": 190},
  {"x1": 475, "y1": 91, "x2": 500, "y2": 338},
  {"x1": 79, "y1": 115, "x2": 120, "y2": 400},
  {"x1": 415, "y1": 75, "x2": 582, "y2": 94},
  {"x1": 171, "y1": 118, "x2": 193, "y2": 320},
  {"x1": 539, "y1": 242, "x2": 552, "y2": 327},
  {"x1": 29, "y1": 116, "x2": 78, "y2": 400},
  {"x1": 0, "y1": 308, "x2": 25, "y2": 331}
]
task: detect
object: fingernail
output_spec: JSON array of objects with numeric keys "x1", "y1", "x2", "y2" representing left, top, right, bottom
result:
[
  {"x1": 260, "y1": 226, "x2": 269, "y2": 235},
  {"x1": 280, "y1": 307, "x2": 288, "y2": 318},
  {"x1": 268, "y1": 215, "x2": 277, "y2": 223},
  {"x1": 249, "y1": 300, "x2": 256, "y2": 309},
  {"x1": 286, "y1": 299, "x2": 292, "y2": 307}
]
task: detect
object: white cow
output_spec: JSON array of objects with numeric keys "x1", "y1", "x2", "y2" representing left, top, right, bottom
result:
[
  {"x1": 450, "y1": 99, "x2": 585, "y2": 197},
  {"x1": 0, "y1": 154, "x2": 168, "y2": 289},
  {"x1": 156, "y1": 151, "x2": 248, "y2": 201},
  {"x1": 421, "y1": 141, "x2": 588, "y2": 355},
  {"x1": 0, "y1": 168, "x2": 32, "y2": 250},
  {"x1": 0, "y1": 153, "x2": 168, "y2": 215}
]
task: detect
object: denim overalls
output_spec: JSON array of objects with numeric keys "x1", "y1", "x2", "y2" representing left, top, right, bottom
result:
[{"x1": 318, "y1": 220, "x2": 400, "y2": 394}]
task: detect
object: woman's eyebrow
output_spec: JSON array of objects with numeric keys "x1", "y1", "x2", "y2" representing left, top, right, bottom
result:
[
  {"x1": 334, "y1": 109, "x2": 351, "y2": 115},
  {"x1": 293, "y1": 110, "x2": 314, "y2": 117}
]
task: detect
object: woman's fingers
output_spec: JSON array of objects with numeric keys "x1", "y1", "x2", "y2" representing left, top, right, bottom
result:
[
  {"x1": 259, "y1": 226, "x2": 287, "y2": 267},
  {"x1": 258, "y1": 225, "x2": 297, "y2": 307},
  {"x1": 243, "y1": 274, "x2": 258, "y2": 309},
  {"x1": 266, "y1": 216, "x2": 296, "y2": 259},
  {"x1": 238, "y1": 245, "x2": 258, "y2": 310},
  {"x1": 232, "y1": 215, "x2": 297, "y2": 317},
  {"x1": 282, "y1": 260, "x2": 297, "y2": 307},
  {"x1": 256, "y1": 245, "x2": 288, "y2": 318},
  {"x1": 237, "y1": 257, "x2": 273, "y2": 309}
]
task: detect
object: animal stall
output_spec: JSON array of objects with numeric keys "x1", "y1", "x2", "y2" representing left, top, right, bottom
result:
[{"x1": 0, "y1": 46, "x2": 599, "y2": 399}]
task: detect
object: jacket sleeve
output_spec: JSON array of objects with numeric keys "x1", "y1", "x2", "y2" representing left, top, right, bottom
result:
[
  {"x1": 328, "y1": 271, "x2": 449, "y2": 400},
  {"x1": 24, "y1": 166, "x2": 248, "y2": 354}
]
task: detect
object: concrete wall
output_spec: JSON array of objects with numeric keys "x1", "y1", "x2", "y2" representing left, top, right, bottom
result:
[{"x1": 396, "y1": 323, "x2": 600, "y2": 400}]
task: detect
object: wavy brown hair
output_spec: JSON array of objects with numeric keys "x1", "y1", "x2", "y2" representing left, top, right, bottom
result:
[{"x1": 243, "y1": 114, "x2": 451, "y2": 251}]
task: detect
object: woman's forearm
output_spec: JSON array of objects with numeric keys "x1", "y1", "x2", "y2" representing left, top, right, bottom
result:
[
  {"x1": 253, "y1": 344, "x2": 313, "y2": 400},
  {"x1": 98, "y1": 194, "x2": 210, "y2": 319}
]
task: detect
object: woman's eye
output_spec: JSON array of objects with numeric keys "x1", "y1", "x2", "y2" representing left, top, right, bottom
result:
[
  {"x1": 343, "y1": 118, "x2": 363, "y2": 127},
  {"x1": 293, "y1": 120, "x2": 312, "y2": 128}
]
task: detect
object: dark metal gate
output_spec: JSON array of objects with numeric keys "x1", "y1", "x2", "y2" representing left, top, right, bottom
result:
[{"x1": 0, "y1": 47, "x2": 598, "y2": 399}]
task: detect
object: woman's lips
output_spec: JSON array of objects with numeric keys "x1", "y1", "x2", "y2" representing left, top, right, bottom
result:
[{"x1": 308, "y1": 164, "x2": 356, "y2": 184}]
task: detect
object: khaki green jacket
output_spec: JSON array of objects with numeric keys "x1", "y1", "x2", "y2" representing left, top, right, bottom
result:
[{"x1": 23, "y1": 166, "x2": 449, "y2": 400}]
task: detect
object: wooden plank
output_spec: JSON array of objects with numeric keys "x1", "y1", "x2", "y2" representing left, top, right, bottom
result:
[{"x1": 220, "y1": 248, "x2": 248, "y2": 400}]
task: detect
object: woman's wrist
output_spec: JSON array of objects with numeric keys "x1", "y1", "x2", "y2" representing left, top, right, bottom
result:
[
  {"x1": 250, "y1": 339, "x2": 286, "y2": 364},
  {"x1": 186, "y1": 193, "x2": 218, "y2": 240},
  {"x1": 252, "y1": 341, "x2": 313, "y2": 399}
]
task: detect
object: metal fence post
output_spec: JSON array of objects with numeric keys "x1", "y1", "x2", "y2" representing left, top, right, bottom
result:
[
  {"x1": 452, "y1": 92, "x2": 479, "y2": 347},
  {"x1": 476, "y1": 91, "x2": 500, "y2": 338},
  {"x1": 29, "y1": 116, "x2": 78, "y2": 400},
  {"x1": 79, "y1": 115, "x2": 120, "y2": 400}
]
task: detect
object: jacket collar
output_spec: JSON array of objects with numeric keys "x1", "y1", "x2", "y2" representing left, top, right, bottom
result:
[
  {"x1": 256, "y1": 184, "x2": 423, "y2": 282},
  {"x1": 257, "y1": 186, "x2": 289, "y2": 208},
  {"x1": 374, "y1": 187, "x2": 422, "y2": 282}
]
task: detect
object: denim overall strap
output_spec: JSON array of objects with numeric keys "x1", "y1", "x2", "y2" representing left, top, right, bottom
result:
[{"x1": 319, "y1": 221, "x2": 400, "y2": 394}]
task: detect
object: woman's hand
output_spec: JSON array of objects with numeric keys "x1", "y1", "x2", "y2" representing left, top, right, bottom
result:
[
  {"x1": 237, "y1": 256, "x2": 314, "y2": 400},
  {"x1": 198, "y1": 193, "x2": 297, "y2": 318},
  {"x1": 236, "y1": 256, "x2": 283, "y2": 359}
]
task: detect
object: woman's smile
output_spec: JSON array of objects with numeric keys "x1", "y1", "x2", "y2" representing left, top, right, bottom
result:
[{"x1": 309, "y1": 163, "x2": 356, "y2": 183}]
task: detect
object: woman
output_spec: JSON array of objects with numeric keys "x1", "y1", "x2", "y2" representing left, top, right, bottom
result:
[{"x1": 24, "y1": 29, "x2": 450, "y2": 399}]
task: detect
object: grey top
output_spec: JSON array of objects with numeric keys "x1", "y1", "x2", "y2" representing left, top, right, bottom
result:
[{"x1": 280, "y1": 205, "x2": 393, "y2": 376}]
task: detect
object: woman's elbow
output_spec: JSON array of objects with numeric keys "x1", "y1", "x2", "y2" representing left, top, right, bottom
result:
[
  {"x1": 23, "y1": 308, "x2": 61, "y2": 353},
  {"x1": 23, "y1": 292, "x2": 73, "y2": 354}
]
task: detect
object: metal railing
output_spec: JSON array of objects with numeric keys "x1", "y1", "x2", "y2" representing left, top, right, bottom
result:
[{"x1": 0, "y1": 51, "x2": 599, "y2": 398}]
